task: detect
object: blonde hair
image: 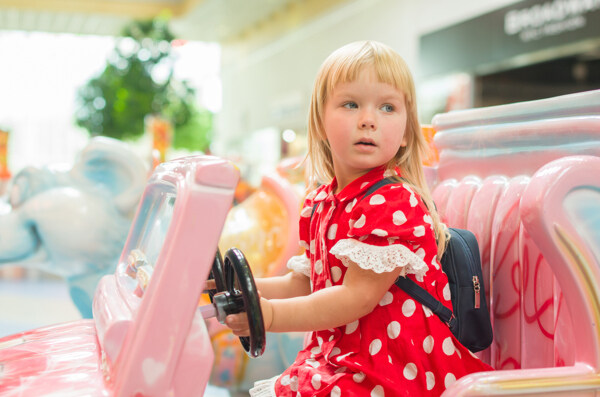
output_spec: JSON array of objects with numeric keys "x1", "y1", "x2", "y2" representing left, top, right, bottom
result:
[{"x1": 306, "y1": 40, "x2": 448, "y2": 257}]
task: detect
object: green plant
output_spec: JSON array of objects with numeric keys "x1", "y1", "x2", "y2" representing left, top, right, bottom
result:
[{"x1": 75, "y1": 17, "x2": 212, "y2": 151}]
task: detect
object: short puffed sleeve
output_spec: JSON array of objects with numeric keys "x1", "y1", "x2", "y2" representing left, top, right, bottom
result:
[
  {"x1": 286, "y1": 187, "x2": 320, "y2": 276},
  {"x1": 330, "y1": 183, "x2": 436, "y2": 277},
  {"x1": 286, "y1": 254, "x2": 311, "y2": 277}
]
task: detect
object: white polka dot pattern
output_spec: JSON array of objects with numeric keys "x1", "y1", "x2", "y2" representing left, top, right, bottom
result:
[
  {"x1": 413, "y1": 225, "x2": 425, "y2": 237},
  {"x1": 443, "y1": 283, "x2": 451, "y2": 301},
  {"x1": 387, "y1": 321, "x2": 400, "y2": 339},
  {"x1": 331, "y1": 386, "x2": 341, "y2": 397},
  {"x1": 345, "y1": 320, "x2": 359, "y2": 334},
  {"x1": 311, "y1": 374, "x2": 322, "y2": 389},
  {"x1": 353, "y1": 372, "x2": 366, "y2": 383},
  {"x1": 392, "y1": 210, "x2": 407, "y2": 225},
  {"x1": 314, "y1": 259, "x2": 323, "y2": 275},
  {"x1": 331, "y1": 266, "x2": 342, "y2": 282},
  {"x1": 369, "y1": 339, "x2": 382, "y2": 355},
  {"x1": 329, "y1": 347, "x2": 341, "y2": 359},
  {"x1": 354, "y1": 214, "x2": 366, "y2": 229},
  {"x1": 279, "y1": 171, "x2": 491, "y2": 396},
  {"x1": 369, "y1": 194, "x2": 386, "y2": 205},
  {"x1": 442, "y1": 337, "x2": 456, "y2": 355},
  {"x1": 336, "y1": 352, "x2": 353, "y2": 362},
  {"x1": 345, "y1": 199, "x2": 356, "y2": 213},
  {"x1": 301, "y1": 206, "x2": 313, "y2": 218},
  {"x1": 379, "y1": 292, "x2": 393, "y2": 306},
  {"x1": 371, "y1": 385, "x2": 384, "y2": 397},
  {"x1": 315, "y1": 191, "x2": 327, "y2": 201},
  {"x1": 445, "y1": 373, "x2": 457, "y2": 388},
  {"x1": 426, "y1": 372, "x2": 435, "y2": 390},
  {"x1": 423, "y1": 335, "x2": 434, "y2": 354},
  {"x1": 409, "y1": 194, "x2": 418, "y2": 207},
  {"x1": 402, "y1": 299, "x2": 416, "y2": 317},
  {"x1": 403, "y1": 363, "x2": 417, "y2": 380},
  {"x1": 290, "y1": 376, "x2": 298, "y2": 392},
  {"x1": 372, "y1": 228, "x2": 388, "y2": 237},
  {"x1": 422, "y1": 305, "x2": 433, "y2": 317},
  {"x1": 328, "y1": 224, "x2": 338, "y2": 240},
  {"x1": 431, "y1": 255, "x2": 440, "y2": 270}
]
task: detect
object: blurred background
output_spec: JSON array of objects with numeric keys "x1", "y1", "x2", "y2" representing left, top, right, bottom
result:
[
  {"x1": 0, "y1": 0, "x2": 599, "y2": 374},
  {"x1": 2, "y1": 0, "x2": 599, "y2": 187}
]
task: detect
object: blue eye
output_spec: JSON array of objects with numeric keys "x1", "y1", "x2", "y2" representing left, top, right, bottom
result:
[
  {"x1": 381, "y1": 104, "x2": 394, "y2": 112},
  {"x1": 343, "y1": 102, "x2": 358, "y2": 109}
]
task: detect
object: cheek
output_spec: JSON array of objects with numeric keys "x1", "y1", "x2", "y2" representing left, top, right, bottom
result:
[
  {"x1": 383, "y1": 121, "x2": 407, "y2": 148},
  {"x1": 323, "y1": 116, "x2": 347, "y2": 144},
  {"x1": 325, "y1": 129, "x2": 345, "y2": 155},
  {"x1": 395, "y1": 116, "x2": 409, "y2": 147}
]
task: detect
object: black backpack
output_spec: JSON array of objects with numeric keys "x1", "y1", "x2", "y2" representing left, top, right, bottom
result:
[
  {"x1": 313, "y1": 177, "x2": 493, "y2": 352},
  {"x1": 396, "y1": 227, "x2": 493, "y2": 352}
]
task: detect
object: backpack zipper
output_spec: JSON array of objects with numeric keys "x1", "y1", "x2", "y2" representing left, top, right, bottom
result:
[
  {"x1": 473, "y1": 276, "x2": 481, "y2": 309},
  {"x1": 456, "y1": 230, "x2": 481, "y2": 309}
]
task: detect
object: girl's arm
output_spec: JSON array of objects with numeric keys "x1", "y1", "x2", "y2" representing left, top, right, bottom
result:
[
  {"x1": 205, "y1": 269, "x2": 311, "y2": 299},
  {"x1": 254, "y1": 270, "x2": 311, "y2": 300},
  {"x1": 226, "y1": 262, "x2": 402, "y2": 335}
]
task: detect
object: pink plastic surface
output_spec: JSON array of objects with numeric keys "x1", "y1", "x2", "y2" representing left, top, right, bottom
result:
[
  {"x1": 465, "y1": 175, "x2": 507, "y2": 365},
  {"x1": 489, "y1": 177, "x2": 529, "y2": 370},
  {"x1": 443, "y1": 155, "x2": 600, "y2": 395},
  {"x1": 432, "y1": 89, "x2": 600, "y2": 395},
  {"x1": 0, "y1": 155, "x2": 239, "y2": 396},
  {"x1": 444, "y1": 176, "x2": 481, "y2": 229},
  {"x1": 519, "y1": 224, "x2": 555, "y2": 369}
]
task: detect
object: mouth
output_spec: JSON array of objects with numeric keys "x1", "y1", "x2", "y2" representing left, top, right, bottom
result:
[{"x1": 355, "y1": 139, "x2": 376, "y2": 147}]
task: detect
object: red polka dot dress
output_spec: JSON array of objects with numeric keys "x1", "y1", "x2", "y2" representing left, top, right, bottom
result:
[{"x1": 251, "y1": 166, "x2": 492, "y2": 397}]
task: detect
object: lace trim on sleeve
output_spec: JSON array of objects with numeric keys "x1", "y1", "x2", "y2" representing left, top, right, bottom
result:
[
  {"x1": 249, "y1": 375, "x2": 278, "y2": 397},
  {"x1": 286, "y1": 254, "x2": 311, "y2": 277},
  {"x1": 330, "y1": 239, "x2": 428, "y2": 277}
]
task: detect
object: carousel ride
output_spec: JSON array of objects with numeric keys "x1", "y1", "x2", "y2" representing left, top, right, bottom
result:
[{"x1": 1, "y1": 89, "x2": 600, "y2": 396}]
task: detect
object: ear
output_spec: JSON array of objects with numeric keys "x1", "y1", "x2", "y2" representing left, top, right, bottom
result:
[
  {"x1": 400, "y1": 134, "x2": 408, "y2": 147},
  {"x1": 69, "y1": 137, "x2": 148, "y2": 216}
]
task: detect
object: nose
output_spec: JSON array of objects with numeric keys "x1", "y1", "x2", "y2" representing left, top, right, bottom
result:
[{"x1": 359, "y1": 111, "x2": 376, "y2": 130}]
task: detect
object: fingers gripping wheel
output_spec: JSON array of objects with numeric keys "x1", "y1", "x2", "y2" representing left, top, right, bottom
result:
[{"x1": 210, "y1": 247, "x2": 266, "y2": 358}]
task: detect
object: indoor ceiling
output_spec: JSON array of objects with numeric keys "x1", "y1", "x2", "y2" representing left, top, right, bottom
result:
[{"x1": 0, "y1": 0, "x2": 348, "y2": 43}]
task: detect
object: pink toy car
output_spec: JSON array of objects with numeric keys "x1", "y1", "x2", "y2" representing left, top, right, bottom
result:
[{"x1": 0, "y1": 155, "x2": 265, "y2": 397}]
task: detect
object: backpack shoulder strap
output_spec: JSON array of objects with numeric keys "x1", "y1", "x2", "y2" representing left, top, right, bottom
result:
[
  {"x1": 365, "y1": 178, "x2": 456, "y2": 329},
  {"x1": 395, "y1": 275, "x2": 456, "y2": 328},
  {"x1": 361, "y1": 177, "x2": 397, "y2": 199}
]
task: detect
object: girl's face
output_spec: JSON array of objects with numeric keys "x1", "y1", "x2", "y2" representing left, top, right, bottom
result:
[{"x1": 323, "y1": 66, "x2": 407, "y2": 191}]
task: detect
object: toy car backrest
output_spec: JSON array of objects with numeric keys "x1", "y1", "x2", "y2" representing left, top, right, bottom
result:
[{"x1": 427, "y1": 90, "x2": 600, "y2": 395}]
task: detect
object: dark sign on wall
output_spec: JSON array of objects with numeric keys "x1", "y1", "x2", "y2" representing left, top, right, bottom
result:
[{"x1": 419, "y1": 0, "x2": 600, "y2": 78}]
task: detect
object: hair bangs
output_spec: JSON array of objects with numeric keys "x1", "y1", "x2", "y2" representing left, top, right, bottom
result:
[
  {"x1": 325, "y1": 54, "x2": 367, "y2": 98},
  {"x1": 324, "y1": 42, "x2": 415, "y2": 106}
]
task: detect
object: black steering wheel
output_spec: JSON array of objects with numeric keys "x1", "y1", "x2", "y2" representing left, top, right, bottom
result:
[
  {"x1": 208, "y1": 247, "x2": 266, "y2": 358},
  {"x1": 208, "y1": 248, "x2": 227, "y2": 301}
]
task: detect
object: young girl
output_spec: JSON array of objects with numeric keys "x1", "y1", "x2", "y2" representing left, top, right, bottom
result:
[{"x1": 225, "y1": 40, "x2": 492, "y2": 396}]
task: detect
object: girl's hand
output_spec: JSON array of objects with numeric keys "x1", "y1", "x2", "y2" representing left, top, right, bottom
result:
[
  {"x1": 204, "y1": 279, "x2": 216, "y2": 291},
  {"x1": 225, "y1": 296, "x2": 273, "y2": 336}
]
